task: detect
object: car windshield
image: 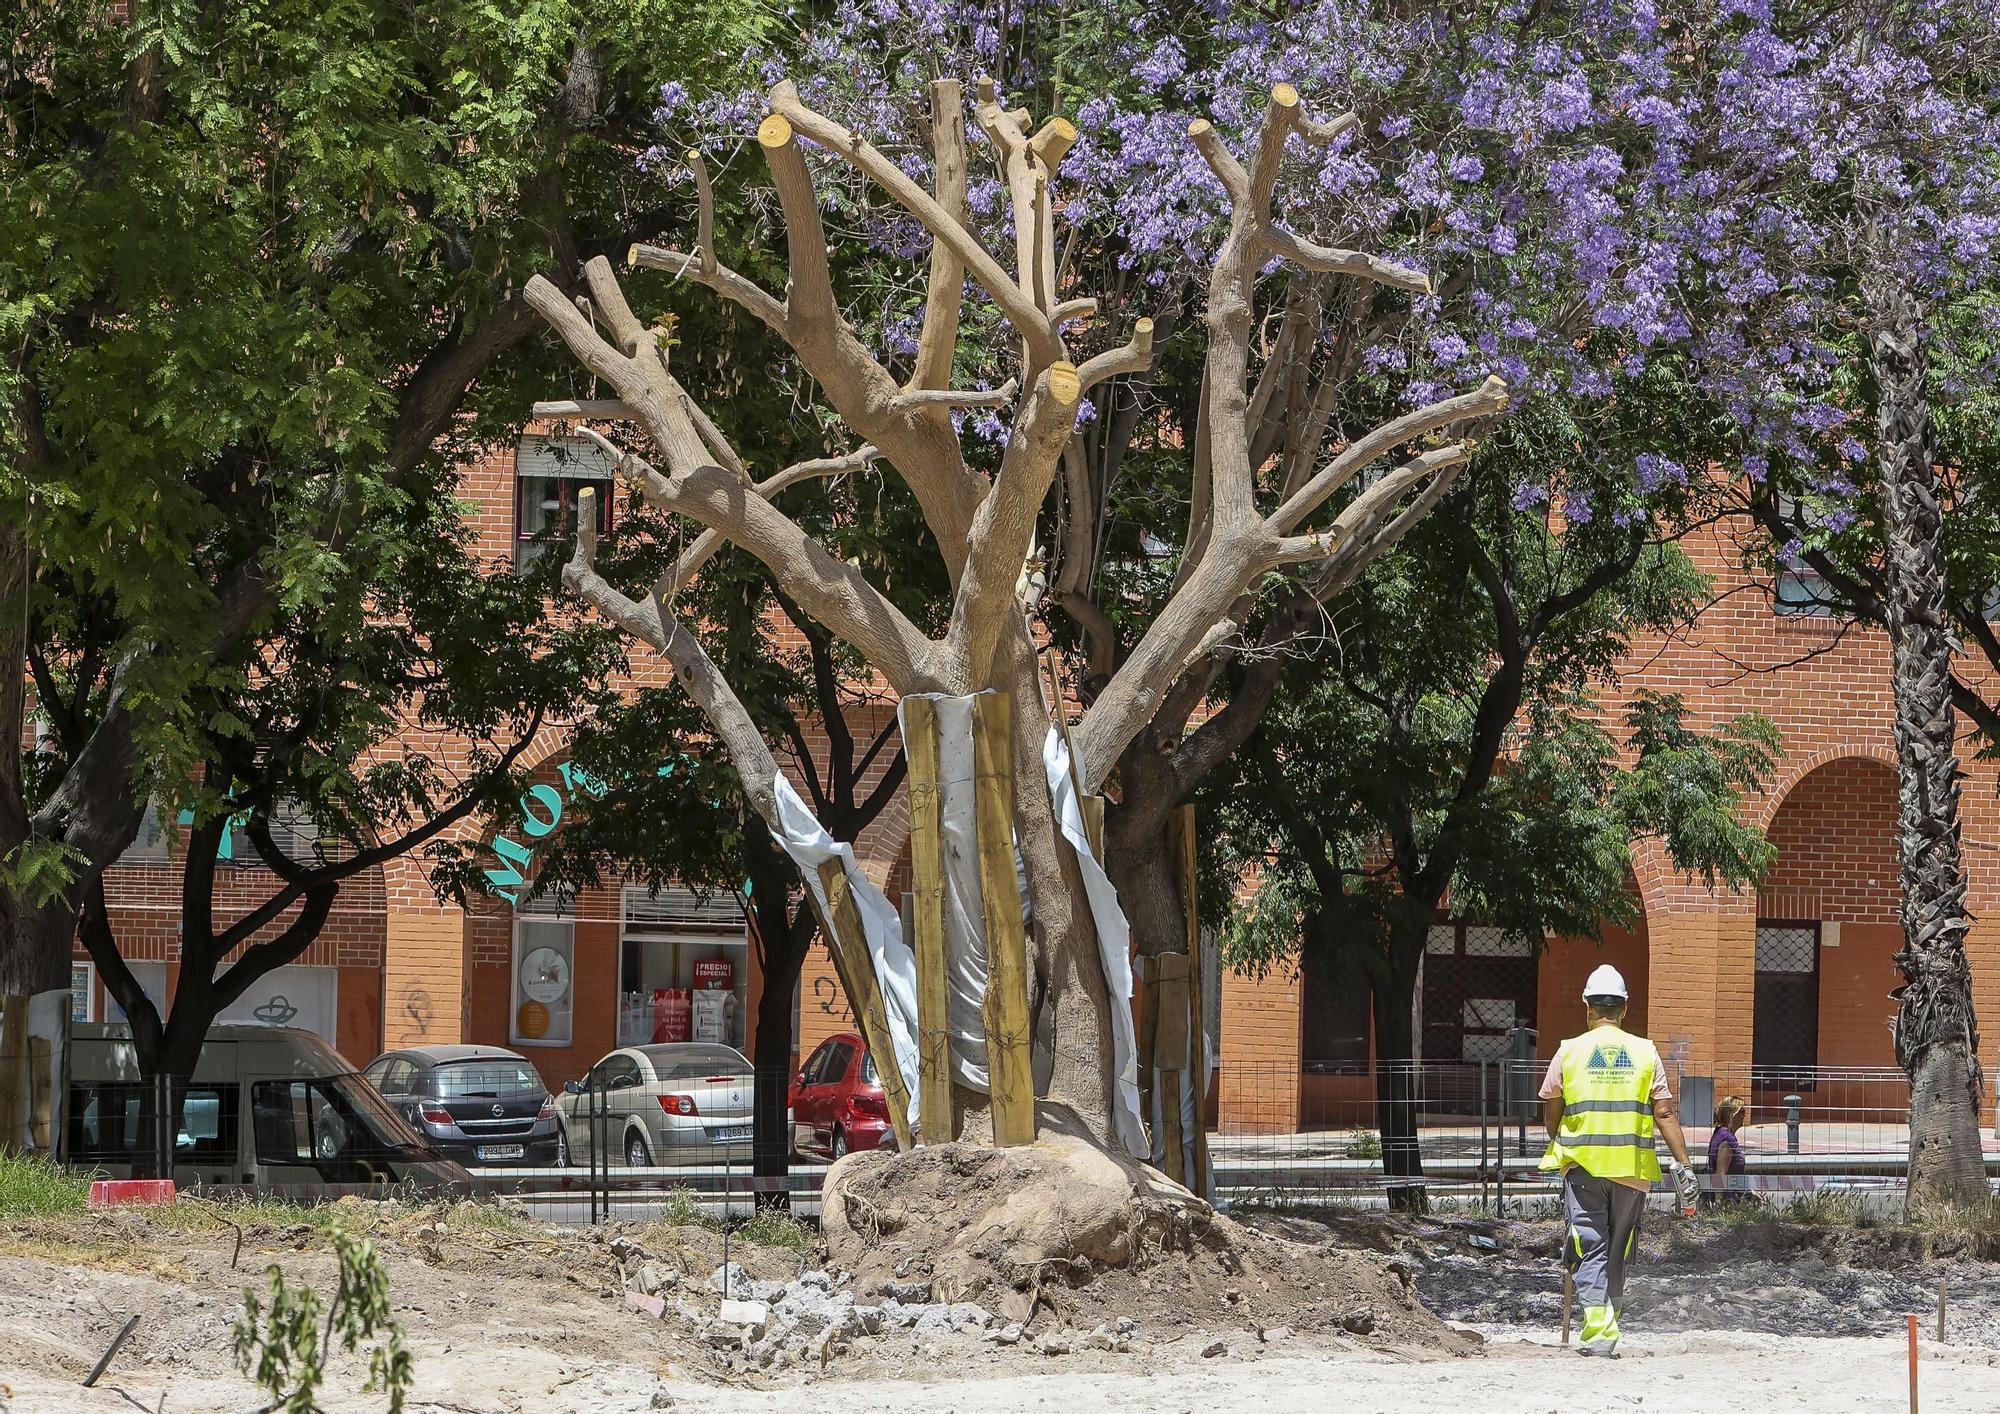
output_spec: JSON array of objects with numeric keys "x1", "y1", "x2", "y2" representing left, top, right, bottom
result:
[
  {"x1": 433, "y1": 1060, "x2": 542, "y2": 1098},
  {"x1": 252, "y1": 1071, "x2": 434, "y2": 1163},
  {"x1": 639, "y1": 1044, "x2": 750, "y2": 1080}
]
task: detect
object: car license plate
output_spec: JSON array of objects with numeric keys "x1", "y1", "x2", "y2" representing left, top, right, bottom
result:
[
  {"x1": 477, "y1": 1144, "x2": 525, "y2": 1161},
  {"x1": 717, "y1": 1126, "x2": 752, "y2": 1142}
]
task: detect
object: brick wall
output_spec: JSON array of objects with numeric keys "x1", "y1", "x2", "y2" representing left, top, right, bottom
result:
[{"x1": 1217, "y1": 964, "x2": 1301, "y2": 1133}]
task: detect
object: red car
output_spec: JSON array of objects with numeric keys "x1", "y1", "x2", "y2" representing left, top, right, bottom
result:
[{"x1": 789, "y1": 1031, "x2": 891, "y2": 1160}]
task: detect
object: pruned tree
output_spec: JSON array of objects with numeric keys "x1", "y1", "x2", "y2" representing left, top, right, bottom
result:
[{"x1": 518, "y1": 76, "x2": 1508, "y2": 1145}]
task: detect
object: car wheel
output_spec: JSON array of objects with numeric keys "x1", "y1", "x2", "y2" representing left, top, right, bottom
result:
[
  {"x1": 831, "y1": 1127, "x2": 848, "y2": 1160},
  {"x1": 626, "y1": 1131, "x2": 652, "y2": 1168},
  {"x1": 555, "y1": 1122, "x2": 571, "y2": 1168}
]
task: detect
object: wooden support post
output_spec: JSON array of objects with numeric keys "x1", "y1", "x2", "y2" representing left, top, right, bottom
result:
[
  {"x1": 1152, "y1": 952, "x2": 1191, "y2": 1186},
  {"x1": 1177, "y1": 803, "x2": 1211, "y2": 1196},
  {"x1": 1135, "y1": 953, "x2": 1158, "y2": 1159},
  {"x1": 902, "y1": 696, "x2": 955, "y2": 1143},
  {"x1": 811, "y1": 860, "x2": 915, "y2": 1151},
  {"x1": 970, "y1": 690, "x2": 1037, "y2": 1147},
  {"x1": 1562, "y1": 1270, "x2": 1573, "y2": 1345},
  {"x1": 27, "y1": 1037, "x2": 52, "y2": 1151},
  {"x1": 1079, "y1": 795, "x2": 1105, "y2": 860},
  {"x1": 0, "y1": 994, "x2": 25, "y2": 1156}
]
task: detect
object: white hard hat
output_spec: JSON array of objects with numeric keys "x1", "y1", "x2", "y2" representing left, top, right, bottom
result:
[{"x1": 1582, "y1": 965, "x2": 1628, "y2": 1001}]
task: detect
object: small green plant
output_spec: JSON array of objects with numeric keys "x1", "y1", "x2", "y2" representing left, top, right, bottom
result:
[
  {"x1": 736, "y1": 1206, "x2": 812, "y2": 1252},
  {"x1": 1345, "y1": 1128, "x2": 1383, "y2": 1161},
  {"x1": 232, "y1": 1221, "x2": 412, "y2": 1413},
  {"x1": 0, "y1": 1152, "x2": 88, "y2": 1219},
  {"x1": 655, "y1": 1187, "x2": 716, "y2": 1230}
]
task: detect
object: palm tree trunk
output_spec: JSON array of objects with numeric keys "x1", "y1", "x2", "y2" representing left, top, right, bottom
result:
[{"x1": 1869, "y1": 255, "x2": 1990, "y2": 1212}]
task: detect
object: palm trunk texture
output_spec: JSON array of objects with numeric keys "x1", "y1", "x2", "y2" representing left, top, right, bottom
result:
[{"x1": 1870, "y1": 267, "x2": 1990, "y2": 1211}]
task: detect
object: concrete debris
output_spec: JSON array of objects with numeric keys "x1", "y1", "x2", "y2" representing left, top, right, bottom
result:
[
  {"x1": 621, "y1": 1256, "x2": 1157, "y2": 1370},
  {"x1": 1341, "y1": 1309, "x2": 1376, "y2": 1336},
  {"x1": 1201, "y1": 1339, "x2": 1229, "y2": 1358},
  {"x1": 1259, "y1": 1325, "x2": 1293, "y2": 1343},
  {"x1": 717, "y1": 1299, "x2": 770, "y2": 1334}
]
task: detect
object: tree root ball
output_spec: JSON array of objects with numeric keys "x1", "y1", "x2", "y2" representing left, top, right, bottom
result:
[{"x1": 821, "y1": 1128, "x2": 1227, "y2": 1314}]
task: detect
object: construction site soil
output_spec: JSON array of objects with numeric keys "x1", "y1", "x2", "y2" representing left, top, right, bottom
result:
[{"x1": 3, "y1": 1199, "x2": 2000, "y2": 1411}]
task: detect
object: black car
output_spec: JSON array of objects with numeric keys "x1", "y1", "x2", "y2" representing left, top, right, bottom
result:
[{"x1": 361, "y1": 1045, "x2": 559, "y2": 1167}]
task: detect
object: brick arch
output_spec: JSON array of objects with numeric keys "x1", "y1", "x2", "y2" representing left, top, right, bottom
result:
[
  {"x1": 1757, "y1": 753, "x2": 1900, "y2": 927},
  {"x1": 1755, "y1": 753, "x2": 1901, "y2": 1073},
  {"x1": 1751, "y1": 744, "x2": 1898, "y2": 835}
]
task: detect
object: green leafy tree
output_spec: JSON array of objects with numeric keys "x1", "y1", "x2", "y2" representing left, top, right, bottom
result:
[
  {"x1": 1210, "y1": 397, "x2": 1779, "y2": 1205},
  {"x1": 0, "y1": 1, "x2": 773, "y2": 1034}
]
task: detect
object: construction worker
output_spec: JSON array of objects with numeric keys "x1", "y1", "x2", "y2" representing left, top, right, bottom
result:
[{"x1": 1538, "y1": 965, "x2": 1698, "y2": 1357}]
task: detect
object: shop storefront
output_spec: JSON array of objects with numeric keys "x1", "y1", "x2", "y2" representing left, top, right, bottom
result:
[{"x1": 615, "y1": 888, "x2": 750, "y2": 1051}]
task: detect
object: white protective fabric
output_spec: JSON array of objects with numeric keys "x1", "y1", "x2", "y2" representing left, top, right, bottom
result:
[
  {"x1": 1042, "y1": 728, "x2": 1151, "y2": 1160},
  {"x1": 770, "y1": 774, "x2": 923, "y2": 1133},
  {"x1": 898, "y1": 695, "x2": 996, "y2": 1094}
]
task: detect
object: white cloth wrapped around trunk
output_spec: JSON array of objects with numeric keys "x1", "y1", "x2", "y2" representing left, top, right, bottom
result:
[
  {"x1": 768, "y1": 696, "x2": 1150, "y2": 1160},
  {"x1": 770, "y1": 774, "x2": 922, "y2": 1134},
  {"x1": 1041, "y1": 727, "x2": 1151, "y2": 1160}
]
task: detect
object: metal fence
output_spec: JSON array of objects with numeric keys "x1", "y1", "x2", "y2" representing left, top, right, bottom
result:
[
  {"x1": 1210, "y1": 1058, "x2": 1979, "y2": 1209},
  {"x1": 55, "y1": 1060, "x2": 1990, "y2": 1221}
]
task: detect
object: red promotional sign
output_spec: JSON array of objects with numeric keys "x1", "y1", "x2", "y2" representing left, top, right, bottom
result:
[
  {"x1": 692, "y1": 959, "x2": 734, "y2": 992},
  {"x1": 651, "y1": 988, "x2": 691, "y2": 1043}
]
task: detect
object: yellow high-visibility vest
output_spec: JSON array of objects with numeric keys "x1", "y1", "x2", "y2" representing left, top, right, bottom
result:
[{"x1": 1538, "y1": 1025, "x2": 1663, "y2": 1183}]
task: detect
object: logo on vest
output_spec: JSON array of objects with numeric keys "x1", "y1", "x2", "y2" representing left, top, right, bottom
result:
[{"x1": 1587, "y1": 1045, "x2": 1634, "y2": 1071}]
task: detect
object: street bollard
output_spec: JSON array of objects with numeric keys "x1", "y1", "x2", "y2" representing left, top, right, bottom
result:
[{"x1": 1785, "y1": 1093, "x2": 1802, "y2": 1154}]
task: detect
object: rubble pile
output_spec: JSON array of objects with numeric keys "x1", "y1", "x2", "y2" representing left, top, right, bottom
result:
[{"x1": 605, "y1": 1233, "x2": 1138, "y2": 1373}]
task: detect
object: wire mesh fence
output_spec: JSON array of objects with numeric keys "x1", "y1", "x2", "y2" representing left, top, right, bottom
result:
[
  {"x1": 53, "y1": 1058, "x2": 1993, "y2": 1220},
  {"x1": 1208, "y1": 1058, "x2": 1991, "y2": 1210}
]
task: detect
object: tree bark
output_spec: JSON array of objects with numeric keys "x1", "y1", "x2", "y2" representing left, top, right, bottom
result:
[
  {"x1": 1370, "y1": 921, "x2": 1428, "y2": 1213},
  {"x1": 1869, "y1": 257, "x2": 1990, "y2": 1212}
]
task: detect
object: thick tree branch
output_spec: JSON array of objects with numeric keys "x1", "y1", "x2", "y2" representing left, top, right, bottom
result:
[{"x1": 911, "y1": 79, "x2": 969, "y2": 392}]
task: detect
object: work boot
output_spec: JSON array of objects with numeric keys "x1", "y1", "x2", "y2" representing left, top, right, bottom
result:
[{"x1": 1577, "y1": 1340, "x2": 1620, "y2": 1359}]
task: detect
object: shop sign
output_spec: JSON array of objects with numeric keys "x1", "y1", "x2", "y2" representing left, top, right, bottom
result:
[
  {"x1": 478, "y1": 755, "x2": 754, "y2": 907},
  {"x1": 480, "y1": 761, "x2": 611, "y2": 904}
]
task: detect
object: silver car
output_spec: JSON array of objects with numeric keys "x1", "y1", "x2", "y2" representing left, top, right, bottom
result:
[{"x1": 555, "y1": 1043, "x2": 761, "y2": 1167}]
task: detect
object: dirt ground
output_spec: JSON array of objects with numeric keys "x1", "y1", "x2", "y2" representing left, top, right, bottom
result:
[{"x1": 3, "y1": 1202, "x2": 1999, "y2": 1412}]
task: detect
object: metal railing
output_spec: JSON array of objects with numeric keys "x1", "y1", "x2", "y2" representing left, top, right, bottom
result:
[
  {"x1": 1209, "y1": 1058, "x2": 1998, "y2": 1208},
  {"x1": 54, "y1": 1061, "x2": 1996, "y2": 1220}
]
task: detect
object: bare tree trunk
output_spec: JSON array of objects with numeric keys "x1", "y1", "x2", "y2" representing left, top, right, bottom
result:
[{"x1": 1869, "y1": 256, "x2": 1990, "y2": 1212}]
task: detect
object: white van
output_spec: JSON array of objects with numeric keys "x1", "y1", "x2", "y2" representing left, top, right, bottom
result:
[{"x1": 64, "y1": 1023, "x2": 470, "y2": 1191}]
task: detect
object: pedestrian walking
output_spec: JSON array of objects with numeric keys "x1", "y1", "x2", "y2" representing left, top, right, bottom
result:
[{"x1": 1538, "y1": 965, "x2": 1698, "y2": 1356}]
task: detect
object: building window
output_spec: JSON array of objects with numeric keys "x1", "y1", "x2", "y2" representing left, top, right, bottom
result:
[
  {"x1": 516, "y1": 435, "x2": 616, "y2": 572},
  {"x1": 511, "y1": 908, "x2": 576, "y2": 1048},
  {"x1": 1774, "y1": 569, "x2": 1845, "y2": 618},
  {"x1": 1421, "y1": 920, "x2": 1538, "y2": 1064},
  {"x1": 1753, "y1": 919, "x2": 1820, "y2": 1084},
  {"x1": 119, "y1": 801, "x2": 170, "y2": 864},
  {"x1": 70, "y1": 962, "x2": 95, "y2": 1023},
  {"x1": 618, "y1": 887, "x2": 748, "y2": 1049}
]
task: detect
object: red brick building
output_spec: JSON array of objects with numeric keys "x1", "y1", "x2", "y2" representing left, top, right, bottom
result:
[{"x1": 72, "y1": 443, "x2": 2000, "y2": 1128}]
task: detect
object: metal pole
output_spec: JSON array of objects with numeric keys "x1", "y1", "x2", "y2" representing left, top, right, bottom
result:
[
  {"x1": 154, "y1": 1071, "x2": 172, "y2": 1182},
  {"x1": 1785, "y1": 1093, "x2": 1803, "y2": 1154},
  {"x1": 1479, "y1": 1061, "x2": 1490, "y2": 1218}
]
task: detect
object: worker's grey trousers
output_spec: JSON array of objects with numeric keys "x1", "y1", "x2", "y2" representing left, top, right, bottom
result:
[{"x1": 1563, "y1": 1168, "x2": 1647, "y2": 1349}]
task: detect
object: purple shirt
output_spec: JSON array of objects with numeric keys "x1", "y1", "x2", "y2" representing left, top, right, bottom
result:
[{"x1": 1708, "y1": 1125, "x2": 1746, "y2": 1176}]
